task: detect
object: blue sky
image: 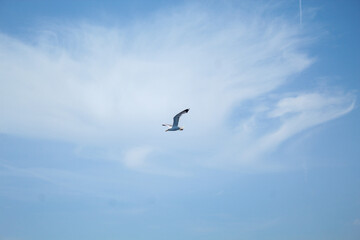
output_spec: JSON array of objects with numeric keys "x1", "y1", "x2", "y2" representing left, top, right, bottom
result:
[{"x1": 0, "y1": 0, "x2": 359, "y2": 239}]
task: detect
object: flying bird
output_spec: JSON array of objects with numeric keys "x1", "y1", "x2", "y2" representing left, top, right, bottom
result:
[{"x1": 162, "y1": 108, "x2": 189, "y2": 132}]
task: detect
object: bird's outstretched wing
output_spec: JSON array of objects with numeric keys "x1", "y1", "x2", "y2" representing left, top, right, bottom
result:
[
  {"x1": 172, "y1": 108, "x2": 189, "y2": 127},
  {"x1": 162, "y1": 124, "x2": 172, "y2": 128}
]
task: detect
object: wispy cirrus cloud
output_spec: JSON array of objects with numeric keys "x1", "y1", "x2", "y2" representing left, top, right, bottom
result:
[
  {"x1": 234, "y1": 92, "x2": 355, "y2": 164},
  {"x1": 354, "y1": 219, "x2": 360, "y2": 226},
  {"x1": 123, "y1": 146, "x2": 153, "y2": 169},
  {"x1": 0, "y1": 4, "x2": 355, "y2": 173}
]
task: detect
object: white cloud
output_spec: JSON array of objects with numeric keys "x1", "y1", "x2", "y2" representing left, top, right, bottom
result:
[
  {"x1": 123, "y1": 146, "x2": 153, "y2": 169},
  {"x1": 238, "y1": 92, "x2": 355, "y2": 162},
  {"x1": 354, "y1": 219, "x2": 360, "y2": 226},
  {"x1": 0, "y1": 4, "x2": 355, "y2": 172},
  {"x1": 0, "y1": 5, "x2": 311, "y2": 142}
]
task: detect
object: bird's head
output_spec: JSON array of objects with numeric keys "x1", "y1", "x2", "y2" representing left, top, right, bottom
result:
[{"x1": 180, "y1": 127, "x2": 184, "y2": 131}]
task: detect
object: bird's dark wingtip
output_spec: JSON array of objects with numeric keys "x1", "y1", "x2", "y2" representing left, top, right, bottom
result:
[{"x1": 185, "y1": 108, "x2": 189, "y2": 113}]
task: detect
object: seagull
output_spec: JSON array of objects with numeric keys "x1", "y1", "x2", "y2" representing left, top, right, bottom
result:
[{"x1": 162, "y1": 108, "x2": 189, "y2": 132}]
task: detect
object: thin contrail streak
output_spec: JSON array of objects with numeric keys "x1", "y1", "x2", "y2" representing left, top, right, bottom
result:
[{"x1": 299, "y1": 0, "x2": 303, "y2": 25}]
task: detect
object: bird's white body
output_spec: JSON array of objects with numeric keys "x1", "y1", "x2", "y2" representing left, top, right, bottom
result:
[
  {"x1": 165, "y1": 126, "x2": 182, "y2": 131},
  {"x1": 162, "y1": 109, "x2": 189, "y2": 132}
]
